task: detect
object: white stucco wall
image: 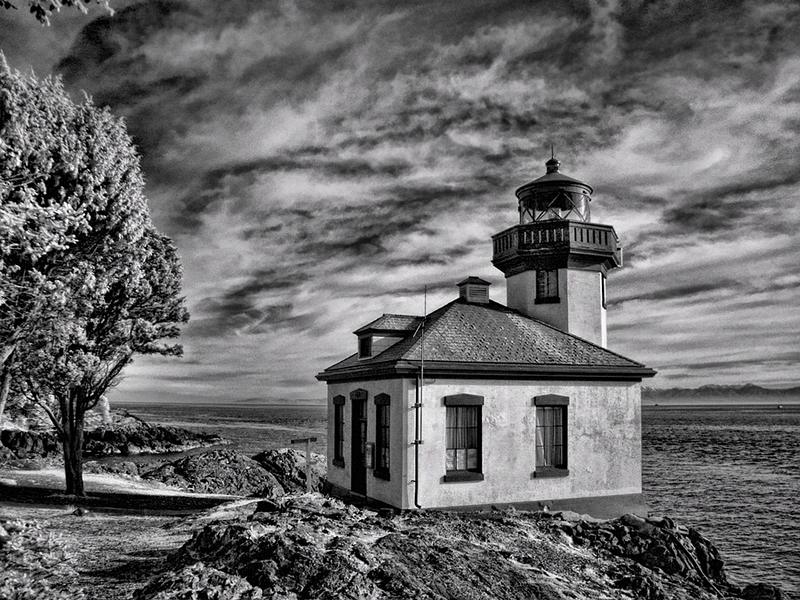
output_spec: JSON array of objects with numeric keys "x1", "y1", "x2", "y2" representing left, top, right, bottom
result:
[
  {"x1": 566, "y1": 269, "x2": 606, "y2": 347},
  {"x1": 327, "y1": 377, "x2": 641, "y2": 511},
  {"x1": 406, "y1": 378, "x2": 641, "y2": 509},
  {"x1": 326, "y1": 378, "x2": 411, "y2": 508},
  {"x1": 506, "y1": 269, "x2": 568, "y2": 329}
]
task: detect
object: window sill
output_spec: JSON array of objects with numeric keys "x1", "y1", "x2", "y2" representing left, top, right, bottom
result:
[
  {"x1": 332, "y1": 458, "x2": 345, "y2": 468},
  {"x1": 535, "y1": 297, "x2": 560, "y2": 304},
  {"x1": 532, "y1": 468, "x2": 569, "y2": 478},
  {"x1": 443, "y1": 471, "x2": 484, "y2": 483},
  {"x1": 373, "y1": 469, "x2": 390, "y2": 481}
]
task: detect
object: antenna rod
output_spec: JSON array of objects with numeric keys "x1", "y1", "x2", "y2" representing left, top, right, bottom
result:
[{"x1": 421, "y1": 285, "x2": 426, "y2": 381}]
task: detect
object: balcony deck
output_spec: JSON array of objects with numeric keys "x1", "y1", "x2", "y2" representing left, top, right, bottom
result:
[{"x1": 492, "y1": 220, "x2": 622, "y2": 267}]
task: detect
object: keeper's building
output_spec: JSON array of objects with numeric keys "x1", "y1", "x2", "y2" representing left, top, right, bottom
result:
[{"x1": 317, "y1": 157, "x2": 655, "y2": 516}]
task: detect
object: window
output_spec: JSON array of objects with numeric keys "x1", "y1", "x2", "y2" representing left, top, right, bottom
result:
[
  {"x1": 358, "y1": 336, "x2": 372, "y2": 358},
  {"x1": 374, "y1": 394, "x2": 390, "y2": 480},
  {"x1": 443, "y1": 394, "x2": 484, "y2": 482},
  {"x1": 535, "y1": 269, "x2": 559, "y2": 303},
  {"x1": 333, "y1": 395, "x2": 345, "y2": 467},
  {"x1": 601, "y1": 274, "x2": 607, "y2": 309},
  {"x1": 533, "y1": 395, "x2": 568, "y2": 477}
]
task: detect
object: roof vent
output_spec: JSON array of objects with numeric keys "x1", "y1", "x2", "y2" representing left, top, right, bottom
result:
[{"x1": 457, "y1": 276, "x2": 491, "y2": 304}]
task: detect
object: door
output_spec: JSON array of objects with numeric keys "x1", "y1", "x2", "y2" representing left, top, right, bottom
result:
[{"x1": 351, "y1": 395, "x2": 367, "y2": 495}]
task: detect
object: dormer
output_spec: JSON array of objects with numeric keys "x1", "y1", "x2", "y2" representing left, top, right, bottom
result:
[
  {"x1": 457, "y1": 276, "x2": 491, "y2": 304},
  {"x1": 354, "y1": 314, "x2": 422, "y2": 359}
]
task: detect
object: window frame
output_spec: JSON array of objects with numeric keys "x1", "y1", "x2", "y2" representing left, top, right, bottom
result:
[
  {"x1": 443, "y1": 394, "x2": 484, "y2": 483},
  {"x1": 374, "y1": 393, "x2": 390, "y2": 480},
  {"x1": 533, "y1": 394, "x2": 569, "y2": 478},
  {"x1": 332, "y1": 395, "x2": 345, "y2": 467},
  {"x1": 535, "y1": 269, "x2": 560, "y2": 304},
  {"x1": 601, "y1": 273, "x2": 607, "y2": 309}
]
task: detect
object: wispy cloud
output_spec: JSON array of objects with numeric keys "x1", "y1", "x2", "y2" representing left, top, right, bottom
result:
[{"x1": 2, "y1": 0, "x2": 799, "y2": 399}]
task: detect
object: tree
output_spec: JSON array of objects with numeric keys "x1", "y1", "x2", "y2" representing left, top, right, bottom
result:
[
  {"x1": 22, "y1": 229, "x2": 188, "y2": 495},
  {"x1": 1, "y1": 58, "x2": 100, "y2": 428},
  {"x1": 1, "y1": 0, "x2": 112, "y2": 26},
  {"x1": 1, "y1": 63, "x2": 188, "y2": 496}
]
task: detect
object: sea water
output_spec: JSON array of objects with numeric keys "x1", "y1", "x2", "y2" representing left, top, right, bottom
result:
[{"x1": 118, "y1": 401, "x2": 799, "y2": 592}]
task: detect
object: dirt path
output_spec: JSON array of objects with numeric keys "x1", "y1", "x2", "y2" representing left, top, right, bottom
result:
[
  {"x1": 1, "y1": 498, "x2": 261, "y2": 600},
  {"x1": 0, "y1": 502, "x2": 191, "y2": 599}
]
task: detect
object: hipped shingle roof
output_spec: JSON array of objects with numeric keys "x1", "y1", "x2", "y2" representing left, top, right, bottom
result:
[{"x1": 318, "y1": 299, "x2": 654, "y2": 381}]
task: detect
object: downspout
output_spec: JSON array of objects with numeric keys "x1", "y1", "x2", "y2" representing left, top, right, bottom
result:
[{"x1": 414, "y1": 375, "x2": 422, "y2": 509}]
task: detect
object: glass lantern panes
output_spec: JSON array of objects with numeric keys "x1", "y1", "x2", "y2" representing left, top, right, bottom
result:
[{"x1": 520, "y1": 191, "x2": 591, "y2": 224}]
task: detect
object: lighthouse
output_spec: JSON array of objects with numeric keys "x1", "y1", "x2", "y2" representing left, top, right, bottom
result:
[
  {"x1": 317, "y1": 155, "x2": 654, "y2": 515},
  {"x1": 492, "y1": 157, "x2": 621, "y2": 347}
]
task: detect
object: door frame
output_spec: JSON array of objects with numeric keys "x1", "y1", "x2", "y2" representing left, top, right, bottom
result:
[{"x1": 350, "y1": 389, "x2": 368, "y2": 495}]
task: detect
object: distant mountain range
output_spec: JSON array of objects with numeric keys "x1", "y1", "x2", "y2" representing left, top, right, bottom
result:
[
  {"x1": 643, "y1": 383, "x2": 800, "y2": 399},
  {"x1": 235, "y1": 397, "x2": 326, "y2": 406}
]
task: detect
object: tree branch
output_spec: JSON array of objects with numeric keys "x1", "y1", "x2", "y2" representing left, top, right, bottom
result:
[{"x1": 24, "y1": 381, "x2": 65, "y2": 438}]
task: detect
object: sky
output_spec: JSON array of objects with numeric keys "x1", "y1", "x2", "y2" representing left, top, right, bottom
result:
[{"x1": 1, "y1": 0, "x2": 799, "y2": 402}]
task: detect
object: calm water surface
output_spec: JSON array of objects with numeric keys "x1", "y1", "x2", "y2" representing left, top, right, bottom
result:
[{"x1": 118, "y1": 402, "x2": 799, "y2": 592}]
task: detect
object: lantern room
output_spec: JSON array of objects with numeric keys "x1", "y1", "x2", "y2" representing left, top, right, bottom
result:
[{"x1": 515, "y1": 157, "x2": 593, "y2": 223}]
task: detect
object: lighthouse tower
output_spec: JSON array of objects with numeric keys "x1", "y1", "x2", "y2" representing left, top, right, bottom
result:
[{"x1": 492, "y1": 157, "x2": 622, "y2": 347}]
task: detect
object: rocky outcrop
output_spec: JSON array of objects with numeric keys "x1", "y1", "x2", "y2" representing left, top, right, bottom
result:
[
  {"x1": 0, "y1": 410, "x2": 225, "y2": 465},
  {"x1": 140, "y1": 449, "x2": 285, "y2": 497},
  {"x1": 250, "y1": 448, "x2": 325, "y2": 493},
  {"x1": 134, "y1": 495, "x2": 789, "y2": 600},
  {"x1": 134, "y1": 562, "x2": 262, "y2": 600},
  {"x1": 83, "y1": 411, "x2": 225, "y2": 456},
  {"x1": 0, "y1": 430, "x2": 60, "y2": 462}
]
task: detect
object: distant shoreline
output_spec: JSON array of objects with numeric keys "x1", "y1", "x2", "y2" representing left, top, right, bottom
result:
[
  {"x1": 642, "y1": 400, "x2": 800, "y2": 407},
  {"x1": 114, "y1": 401, "x2": 327, "y2": 407},
  {"x1": 109, "y1": 400, "x2": 800, "y2": 408}
]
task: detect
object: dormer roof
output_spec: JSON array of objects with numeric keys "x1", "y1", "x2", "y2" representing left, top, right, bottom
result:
[{"x1": 353, "y1": 313, "x2": 422, "y2": 335}]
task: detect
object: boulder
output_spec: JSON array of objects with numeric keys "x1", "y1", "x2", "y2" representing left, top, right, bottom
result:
[
  {"x1": 741, "y1": 583, "x2": 786, "y2": 600},
  {"x1": 250, "y1": 448, "x2": 325, "y2": 493},
  {"x1": 133, "y1": 562, "x2": 262, "y2": 600},
  {"x1": 545, "y1": 511, "x2": 728, "y2": 588},
  {"x1": 83, "y1": 460, "x2": 141, "y2": 477},
  {"x1": 141, "y1": 449, "x2": 284, "y2": 497}
]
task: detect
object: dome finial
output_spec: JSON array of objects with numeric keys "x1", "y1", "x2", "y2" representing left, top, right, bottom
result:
[{"x1": 545, "y1": 146, "x2": 560, "y2": 174}]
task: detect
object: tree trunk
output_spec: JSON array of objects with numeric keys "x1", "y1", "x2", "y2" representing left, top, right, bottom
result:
[
  {"x1": 61, "y1": 391, "x2": 86, "y2": 497},
  {"x1": 0, "y1": 346, "x2": 15, "y2": 435},
  {"x1": 0, "y1": 343, "x2": 15, "y2": 367},
  {"x1": 0, "y1": 363, "x2": 11, "y2": 433}
]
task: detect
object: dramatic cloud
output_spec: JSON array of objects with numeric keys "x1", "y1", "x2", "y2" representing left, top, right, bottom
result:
[{"x1": 2, "y1": 0, "x2": 799, "y2": 400}]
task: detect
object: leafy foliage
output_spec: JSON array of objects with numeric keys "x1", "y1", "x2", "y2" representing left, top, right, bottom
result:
[
  {"x1": 0, "y1": 0, "x2": 112, "y2": 26},
  {"x1": 0, "y1": 61, "x2": 188, "y2": 494}
]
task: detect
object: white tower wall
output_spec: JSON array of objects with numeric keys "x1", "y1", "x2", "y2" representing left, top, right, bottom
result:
[{"x1": 507, "y1": 268, "x2": 606, "y2": 347}]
